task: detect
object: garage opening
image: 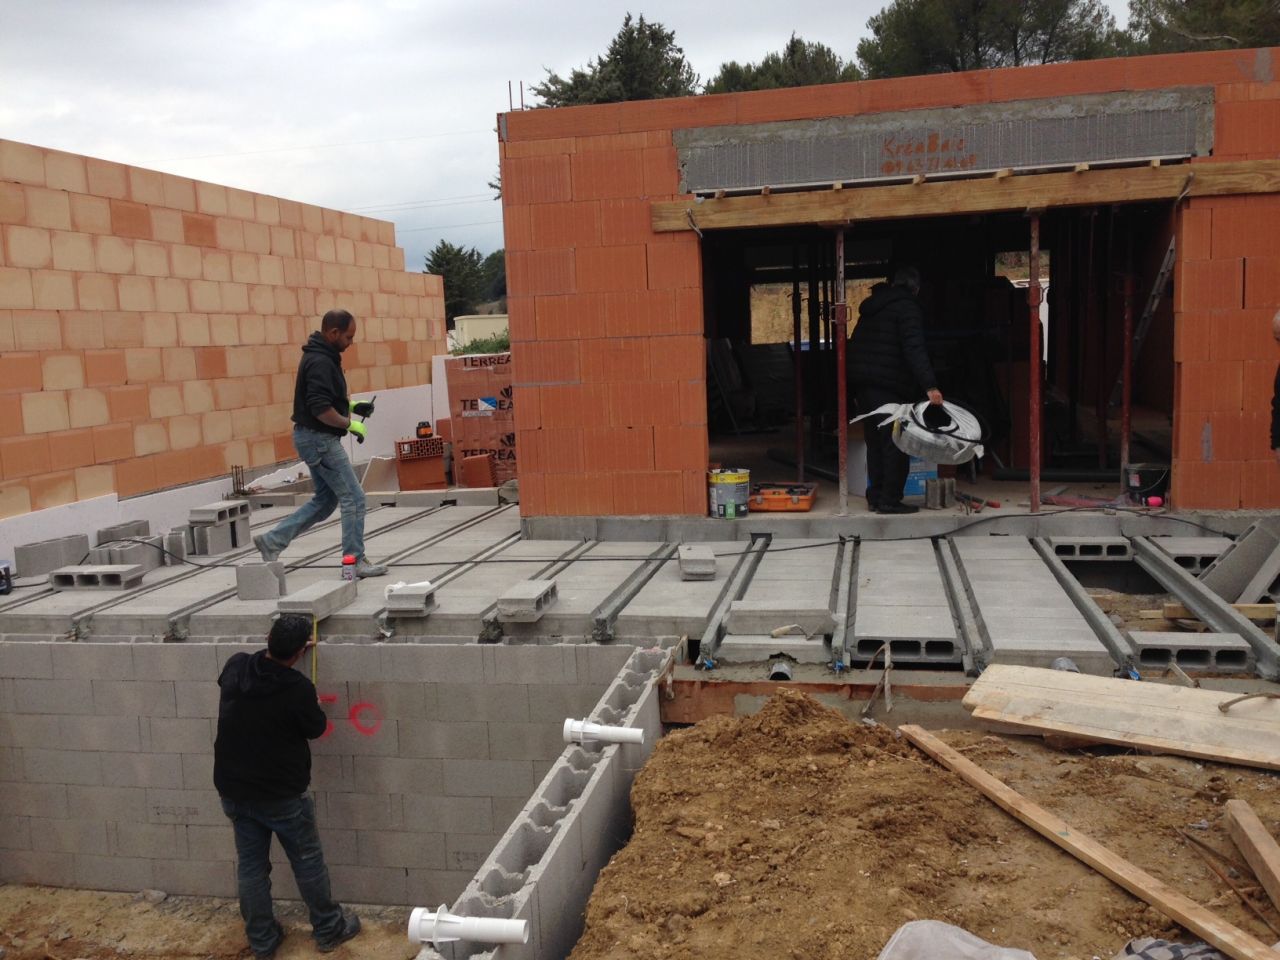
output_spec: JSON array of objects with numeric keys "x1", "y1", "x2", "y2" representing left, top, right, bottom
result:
[{"x1": 699, "y1": 202, "x2": 1176, "y2": 516}]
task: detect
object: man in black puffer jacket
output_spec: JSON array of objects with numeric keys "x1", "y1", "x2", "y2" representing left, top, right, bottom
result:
[
  {"x1": 214, "y1": 615, "x2": 361, "y2": 957},
  {"x1": 849, "y1": 266, "x2": 944, "y2": 514}
]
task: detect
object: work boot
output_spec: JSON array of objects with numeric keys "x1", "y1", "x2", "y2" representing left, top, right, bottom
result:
[
  {"x1": 253, "y1": 533, "x2": 281, "y2": 563},
  {"x1": 316, "y1": 912, "x2": 361, "y2": 953},
  {"x1": 876, "y1": 501, "x2": 919, "y2": 515},
  {"x1": 354, "y1": 557, "x2": 387, "y2": 578},
  {"x1": 253, "y1": 920, "x2": 286, "y2": 959}
]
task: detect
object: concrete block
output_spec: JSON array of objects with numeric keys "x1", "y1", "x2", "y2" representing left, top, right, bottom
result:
[
  {"x1": 189, "y1": 499, "x2": 250, "y2": 524},
  {"x1": 1047, "y1": 536, "x2": 1132, "y2": 560},
  {"x1": 351, "y1": 756, "x2": 443, "y2": 794},
  {"x1": 236, "y1": 561, "x2": 286, "y2": 600},
  {"x1": 100, "y1": 751, "x2": 184, "y2": 789},
  {"x1": 1201, "y1": 520, "x2": 1280, "y2": 601},
  {"x1": 113, "y1": 821, "x2": 188, "y2": 860},
  {"x1": 186, "y1": 823, "x2": 236, "y2": 861},
  {"x1": 23, "y1": 748, "x2": 103, "y2": 785},
  {"x1": 74, "y1": 853, "x2": 154, "y2": 892},
  {"x1": 0, "y1": 782, "x2": 70, "y2": 820},
  {"x1": 15, "y1": 533, "x2": 90, "y2": 577},
  {"x1": 278, "y1": 578, "x2": 357, "y2": 620},
  {"x1": 381, "y1": 644, "x2": 486, "y2": 685},
  {"x1": 0, "y1": 849, "x2": 76, "y2": 886},
  {"x1": 180, "y1": 752, "x2": 214, "y2": 790},
  {"x1": 87, "y1": 546, "x2": 113, "y2": 564},
  {"x1": 48, "y1": 564, "x2": 145, "y2": 590},
  {"x1": 29, "y1": 817, "x2": 110, "y2": 855},
  {"x1": 92, "y1": 679, "x2": 177, "y2": 717},
  {"x1": 95, "y1": 519, "x2": 150, "y2": 546},
  {"x1": 677, "y1": 544, "x2": 716, "y2": 580},
  {"x1": 231, "y1": 515, "x2": 250, "y2": 548},
  {"x1": 527, "y1": 685, "x2": 600, "y2": 723},
  {"x1": 484, "y1": 646, "x2": 577, "y2": 685},
  {"x1": 438, "y1": 683, "x2": 530, "y2": 722},
  {"x1": 496, "y1": 579, "x2": 558, "y2": 623},
  {"x1": 385, "y1": 581, "x2": 438, "y2": 617},
  {"x1": 131, "y1": 644, "x2": 219, "y2": 682},
  {"x1": 328, "y1": 863, "x2": 408, "y2": 905},
  {"x1": 317, "y1": 792, "x2": 405, "y2": 832},
  {"x1": 0, "y1": 714, "x2": 59, "y2": 747},
  {"x1": 152, "y1": 858, "x2": 235, "y2": 898},
  {"x1": 141, "y1": 717, "x2": 213, "y2": 754},
  {"x1": 1128, "y1": 630, "x2": 1254, "y2": 673},
  {"x1": 108, "y1": 541, "x2": 148, "y2": 567},
  {"x1": 192, "y1": 520, "x2": 233, "y2": 556},
  {"x1": 1152, "y1": 536, "x2": 1234, "y2": 572},
  {"x1": 68, "y1": 784, "x2": 146, "y2": 822},
  {"x1": 145, "y1": 787, "x2": 224, "y2": 826},
  {"x1": 50, "y1": 644, "x2": 134, "y2": 680},
  {"x1": 451, "y1": 488, "x2": 500, "y2": 506},
  {"x1": 0, "y1": 642, "x2": 55, "y2": 679},
  {"x1": 13, "y1": 678, "x2": 96, "y2": 715},
  {"x1": 57, "y1": 715, "x2": 141, "y2": 751},
  {"x1": 163, "y1": 528, "x2": 188, "y2": 565},
  {"x1": 397, "y1": 720, "x2": 490, "y2": 760},
  {"x1": 355, "y1": 829, "x2": 446, "y2": 869},
  {"x1": 487, "y1": 721, "x2": 565, "y2": 761},
  {"x1": 403, "y1": 795, "x2": 495, "y2": 836}
]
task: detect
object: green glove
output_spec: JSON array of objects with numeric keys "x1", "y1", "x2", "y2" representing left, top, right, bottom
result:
[
  {"x1": 348, "y1": 420, "x2": 367, "y2": 443},
  {"x1": 350, "y1": 400, "x2": 375, "y2": 418}
]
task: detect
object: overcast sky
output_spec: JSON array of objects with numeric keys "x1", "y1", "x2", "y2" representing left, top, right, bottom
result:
[{"x1": 2, "y1": 0, "x2": 1129, "y2": 273}]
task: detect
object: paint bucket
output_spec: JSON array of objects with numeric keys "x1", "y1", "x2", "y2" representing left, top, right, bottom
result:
[{"x1": 708, "y1": 469, "x2": 750, "y2": 519}]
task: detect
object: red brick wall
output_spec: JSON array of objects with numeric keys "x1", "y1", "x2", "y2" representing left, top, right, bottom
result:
[
  {"x1": 0, "y1": 140, "x2": 446, "y2": 518},
  {"x1": 501, "y1": 48, "x2": 1280, "y2": 515}
]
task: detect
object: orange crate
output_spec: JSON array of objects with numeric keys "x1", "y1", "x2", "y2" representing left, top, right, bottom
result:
[{"x1": 748, "y1": 482, "x2": 818, "y2": 512}]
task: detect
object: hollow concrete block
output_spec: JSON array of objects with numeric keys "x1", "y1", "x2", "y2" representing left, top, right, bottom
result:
[
  {"x1": 192, "y1": 521, "x2": 233, "y2": 556},
  {"x1": 236, "y1": 562, "x2": 287, "y2": 601},
  {"x1": 95, "y1": 519, "x2": 150, "y2": 546},
  {"x1": 496, "y1": 580, "x2": 558, "y2": 623},
  {"x1": 277, "y1": 579, "x2": 357, "y2": 620},
  {"x1": 48, "y1": 565, "x2": 145, "y2": 591},
  {"x1": 677, "y1": 544, "x2": 716, "y2": 580},
  {"x1": 188, "y1": 500, "x2": 250, "y2": 524}
]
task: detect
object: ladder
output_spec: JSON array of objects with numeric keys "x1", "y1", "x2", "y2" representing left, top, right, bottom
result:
[{"x1": 1109, "y1": 237, "x2": 1176, "y2": 409}]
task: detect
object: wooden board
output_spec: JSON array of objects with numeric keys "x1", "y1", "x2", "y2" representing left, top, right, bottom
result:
[
  {"x1": 900, "y1": 725, "x2": 1280, "y2": 960},
  {"x1": 1159, "y1": 603, "x2": 1277, "y2": 622},
  {"x1": 963, "y1": 665, "x2": 1280, "y2": 771},
  {"x1": 1226, "y1": 798, "x2": 1280, "y2": 914},
  {"x1": 652, "y1": 159, "x2": 1280, "y2": 232}
]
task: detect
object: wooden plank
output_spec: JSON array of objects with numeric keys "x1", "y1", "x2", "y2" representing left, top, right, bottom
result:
[
  {"x1": 1226, "y1": 798, "x2": 1280, "y2": 914},
  {"x1": 963, "y1": 665, "x2": 1280, "y2": 771},
  {"x1": 899, "y1": 725, "x2": 1280, "y2": 960},
  {"x1": 653, "y1": 159, "x2": 1280, "y2": 232},
  {"x1": 1161, "y1": 602, "x2": 1277, "y2": 621}
]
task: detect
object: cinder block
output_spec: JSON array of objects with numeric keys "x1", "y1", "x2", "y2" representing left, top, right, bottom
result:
[
  {"x1": 1047, "y1": 536, "x2": 1133, "y2": 561},
  {"x1": 677, "y1": 544, "x2": 716, "y2": 580},
  {"x1": 74, "y1": 853, "x2": 154, "y2": 892},
  {"x1": 0, "y1": 849, "x2": 76, "y2": 886},
  {"x1": 192, "y1": 521, "x2": 233, "y2": 556},
  {"x1": 231, "y1": 515, "x2": 250, "y2": 548},
  {"x1": 100, "y1": 752, "x2": 183, "y2": 789},
  {"x1": 451, "y1": 488, "x2": 501, "y2": 506},
  {"x1": 142, "y1": 717, "x2": 214, "y2": 753},
  {"x1": 87, "y1": 546, "x2": 112, "y2": 564},
  {"x1": 380, "y1": 644, "x2": 485, "y2": 685},
  {"x1": 0, "y1": 782, "x2": 70, "y2": 820},
  {"x1": 397, "y1": 720, "x2": 490, "y2": 760},
  {"x1": 0, "y1": 643, "x2": 55, "y2": 679},
  {"x1": 28, "y1": 818, "x2": 109, "y2": 855},
  {"x1": 51, "y1": 645, "x2": 134, "y2": 681},
  {"x1": 23, "y1": 748, "x2": 103, "y2": 786},
  {"x1": 66, "y1": 784, "x2": 145, "y2": 822},
  {"x1": 189, "y1": 500, "x2": 250, "y2": 524},
  {"x1": 13, "y1": 678, "x2": 96, "y2": 715},
  {"x1": 15, "y1": 533, "x2": 90, "y2": 577},
  {"x1": 350, "y1": 756, "x2": 443, "y2": 794},
  {"x1": 278, "y1": 578, "x2": 357, "y2": 620},
  {"x1": 385, "y1": 581, "x2": 437, "y2": 617},
  {"x1": 163, "y1": 528, "x2": 188, "y2": 565},
  {"x1": 355, "y1": 829, "x2": 446, "y2": 870},
  {"x1": 152, "y1": 858, "x2": 235, "y2": 898},
  {"x1": 487, "y1": 721, "x2": 565, "y2": 762},
  {"x1": 484, "y1": 646, "x2": 577, "y2": 686},
  {"x1": 496, "y1": 579, "x2": 559, "y2": 623},
  {"x1": 92, "y1": 679, "x2": 176, "y2": 717},
  {"x1": 236, "y1": 562, "x2": 287, "y2": 600},
  {"x1": 328, "y1": 864, "x2": 408, "y2": 905},
  {"x1": 317, "y1": 792, "x2": 405, "y2": 832},
  {"x1": 145, "y1": 787, "x2": 224, "y2": 826},
  {"x1": 108, "y1": 541, "x2": 149, "y2": 567},
  {"x1": 49, "y1": 564, "x2": 145, "y2": 590},
  {"x1": 96, "y1": 519, "x2": 150, "y2": 545},
  {"x1": 131, "y1": 644, "x2": 218, "y2": 682},
  {"x1": 438, "y1": 683, "x2": 530, "y2": 722}
]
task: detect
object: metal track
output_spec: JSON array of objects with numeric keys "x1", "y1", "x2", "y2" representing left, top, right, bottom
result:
[
  {"x1": 937, "y1": 537, "x2": 985, "y2": 675},
  {"x1": 590, "y1": 543, "x2": 676, "y2": 643},
  {"x1": 1032, "y1": 537, "x2": 1134, "y2": 673},
  {"x1": 828, "y1": 536, "x2": 855, "y2": 668},
  {"x1": 697, "y1": 533, "x2": 771, "y2": 668}
]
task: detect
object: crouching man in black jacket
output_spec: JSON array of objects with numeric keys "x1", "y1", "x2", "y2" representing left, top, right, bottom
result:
[
  {"x1": 849, "y1": 265, "x2": 944, "y2": 514},
  {"x1": 214, "y1": 615, "x2": 360, "y2": 958}
]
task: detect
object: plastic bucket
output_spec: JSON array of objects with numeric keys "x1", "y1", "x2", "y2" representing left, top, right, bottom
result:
[{"x1": 708, "y1": 469, "x2": 750, "y2": 519}]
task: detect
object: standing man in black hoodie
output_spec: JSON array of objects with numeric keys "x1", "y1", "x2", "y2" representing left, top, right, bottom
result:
[
  {"x1": 214, "y1": 615, "x2": 361, "y2": 957},
  {"x1": 849, "y1": 266, "x2": 944, "y2": 514},
  {"x1": 253, "y1": 309, "x2": 386, "y2": 577}
]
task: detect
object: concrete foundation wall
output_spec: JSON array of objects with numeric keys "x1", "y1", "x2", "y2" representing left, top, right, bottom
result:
[{"x1": 0, "y1": 640, "x2": 633, "y2": 906}]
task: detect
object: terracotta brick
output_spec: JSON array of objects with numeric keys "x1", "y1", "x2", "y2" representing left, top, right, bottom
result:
[
  {"x1": 66, "y1": 195, "x2": 109, "y2": 237},
  {"x1": 183, "y1": 213, "x2": 218, "y2": 248},
  {"x1": 105, "y1": 199, "x2": 150, "y2": 241},
  {"x1": 118, "y1": 276, "x2": 156, "y2": 312},
  {"x1": 190, "y1": 280, "x2": 222, "y2": 312},
  {"x1": 539, "y1": 383, "x2": 609, "y2": 429},
  {"x1": 37, "y1": 149, "x2": 81, "y2": 194},
  {"x1": 1245, "y1": 257, "x2": 1280, "y2": 308},
  {"x1": 130, "y1": 240, "x2": 168, "y2": 277},
  {"x1": 125, "y1": 166, "x2": 162, "y2": 204},
  {"x1": 84, "y1": 350, "x2": 127, "y2": 387},
  {"x1": 182, "y1": 379, "x2": 214, "y2": 414},
  {"x1": 582, "y1": 426, "x2": 654, "y2": 471},
  {"x1": 580, "y1": 336, "x2": 649, "y2": 382},
  {"x1": 51, "y1": 231, "x2": 95, "y2": 272},
  {"x1": 1177, "y1": 258, "x2": 1243, "y2": 311},
  {"x1": 0, "y1": 433, "x2": 50, "y2": 479},
  {"x1": 1242, "y1": 459, "x2": 1280, "y2": 508},
  {"x1": 613, "y1": 470, "x2": 682, "y2": 514},
  {"x1": 93, "y1": 235, "x2": 134, "y2": 274},
  {"x1": 221, "y1": 282, "x2": 249, "y2": 313},
  {"x1": 85, "y1": 158, "x2": 128, "y2": 199},
  {"x1": 162, "y1": 347, "x2": 197, "y2": 381},
  {"x1": 1179, "y1": 360, "x2": 1243, "y2": 413},
  {"x1": 678, "y1": 379, "x2": 708, "y2": 425},
  {"x1": 335, "y1": 237, "x2": 356, "y2": 265},
  {"x1": 602, "y1": 288, "x2": 681, "y2": 338},
  {"x1": 231, "y1": 406, "x2": 261, "y2": 436},
  {"x1": 75, "y1": 463, "x2": 115, "y2": 500},
  {"x1": 101, "y1": 311, "x2": 143, "y2": 347},
  {"x1": 113, "y1": 455, "x2": 156, "y2": 497},
  {"x1": 641, "y1": 146, "x2": 680, "y2": 197},
  {"x1": 508, "y1": 248, "x2": 575, "y2": 297},
  {"x1": 273, "y1": 286, "x2": 298, "y2": 315},
  {"x1": 1208, "y1": 308, "x2": 1273, "y2": 361},
  {"x1": 0, "y1": 141, "x2": 44, "y2": 185},
  {"x1": 0, "y1": 310, "x2": 11, "y2": 354},
  {"x1": 68, "y1": 387, "x2": 108, "y2": 428},
  {"x1": 147, "y1": 383, "x2": 183, "y2": 419},
  {"x1": 616, "y1": 95, "x2": 739, "y2": 135},
  {"x1": 512, "y1": 340, "x2": 580, "y2": 385},
  {"x1": 647, "y1": 334, "x2": 705, "y2": 381},
  {"x1": 167, "y1": 244, "x2": 202, "y2": 280},
  {"x1": 1170, "y1": 459, "x2": 1241, "y2": 510},
  {"x1": 28, "y1": 471, "x2": 77, "y2": 510},
  {"x1": 0, "y1": 182, "x2": 25, "y2": 225},
  {"x1": 165, "y1": 414, "x2": 200, "y2": 450},
  {"x1": 225, "y1": 188, "x2": 255, "y2": 220},
  {"x1": 32, "y1": 270, "x2": 75, "y2": 310},
  {"x1": 576, "y1": 244, "x2": 645, "y2": 293},
  {"x1": 504, "y1": 154, "x2": 573, "y2": 206},
  {"x1": 150, "y1": 207, "x2": 184, "y2": 244},
  {"x1": 569, "y1": 149, "x2": 646, "y2": 202},
  {"x1": 125, "y1": 347, "x2": 163, "y2": 383},
  {"x1": 153, "y1": 277, "x2": 190, "y2": 313},
  {"x1": 1179, "y1": 205, "x2": 1213, "y2": 262},
  {"x1": 194, "y1": 181, "x2": 228, "y2": 216},
  {"x1": 243, "y1": 221, "x2": 270, "y2": 255},
  {"x1": 75, "y1": 273, "x2": 117, "y2": 311},
  {"x1": 140, "y1": 312, "x2": 177, "y2": 348},
  {"x1": 13, "y1": 310, "x2": 60, "y2": 350},
  {"x1": 225, "y1": 345, "x2": 255, "y2": 377},
  {"x1": 0, "y1": 352, "x2": 43, "y2": 393},
  {"x1": 230, "y1": 252, "x2": 259, "y2": 284},
  {"x1": 42, "y1": 353, "x2": 85, "y2": 390},
  {"x1": 681, "y1": 469, "x2": 708, "y2": 515},
  {"x1": 542, "y1": 471, "x2": 614, "y2": 515},
  {"x1": 209, "y1": 314, "x2": 239, "y2": 346},
  {"x1": 648, "y1": 241, "x2": 700, "y2": 290},
  {"x1": 0, "y1": 266, "x2": 34, "y2": 309},
  {"x1": 59, "y1": 313, "x2": 102, "y2": 351},
  {"x1": 1209, "y1": 197, "x2": 1280, "y2": 260},
  {"x1": 201, "y1": 409, "x2": 233, "y2": 445},
  {"x1": 133, "y1": 420, "x2": 168, "y2": 456},
  {"x1": 200, "y1": 250, "x2": 231, "y2": 282},
  {"x1": 175, "y1": 314, "x2": 210, "y2": 347},
  {"x1": 599, "y1": 199, "x2": 655, "y2": 246},
  {"x1": 214, "y1": 217, "x2": 245, "y2": 252},
  {"x1": 4, "y1": 225, "x2": 52, "y2": 268},
  {"x1": 609, "y1": 380, "x2": 682, "y2": 427},
  {"x1": 161, "y1": 174, "x2": 196, "y2": 212},
  {"x1": 23, "y1": 186, "x2": 71, "y2": 230},
  {"x1": 517, "y1": 470, "x2": 546, "y2": 516},
  {"x1": 530, "y1": 202, "x2": 601, "y2": 249},
  {"x1": 21, "y1": 391, "x2": 70, "y2": 434},
  {"x1": 259, "y1": 255, "x2": 285, "y2": 285},
  {"x1": 45, "y1": 428, "x2": 95, "y2": 472},
  {"x1": 106, "y1": 384, "x2": 149, "y2": 422}
]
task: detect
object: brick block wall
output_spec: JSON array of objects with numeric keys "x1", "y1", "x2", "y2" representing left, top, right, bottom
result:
[
  {"x1": 0, "y1": 140, "x2": 447, "y2": 519},
  {"x1": 0, "y1": 640, "x2": 631, "y2": 905},
  {"x1": 500, "y1": 47, "x2": 1280, "y2": 515}
]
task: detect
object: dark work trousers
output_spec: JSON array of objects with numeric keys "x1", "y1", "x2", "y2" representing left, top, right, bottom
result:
[{"x1": 855, "y1": 385, "x2": 910, "y2": 509}]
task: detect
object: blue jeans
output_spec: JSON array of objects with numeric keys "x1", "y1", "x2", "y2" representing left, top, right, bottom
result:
[
  {"x1": 257, "y1": 427, "x2": 366, "y2": 559},
  {"x1": 220, "y1": 793, "x2": 345, "y2": 952}
]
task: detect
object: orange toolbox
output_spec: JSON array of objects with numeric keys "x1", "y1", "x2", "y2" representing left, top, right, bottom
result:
[{"x1": 749, "y1": 482, "x2": 818, "y2": 512}]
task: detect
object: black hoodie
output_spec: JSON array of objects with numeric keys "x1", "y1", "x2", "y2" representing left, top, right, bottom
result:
[
  {"x1": 292, "y1": 332, "x2": 350, "y2": 436},
  {"x1": 848, "y1": 283, "x2": 938, "y2": 399},
  {"x1": 213, "y1": 650, "x2": 328, "y2": 802}
]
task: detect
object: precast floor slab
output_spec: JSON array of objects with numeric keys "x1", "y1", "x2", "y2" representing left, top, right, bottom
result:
[{"x1": 1, "y1": 503, "x2": 1277, "y2": 681}]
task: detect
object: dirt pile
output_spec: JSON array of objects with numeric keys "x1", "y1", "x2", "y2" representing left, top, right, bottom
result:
[{"x1": 569, "y1": 689, "x2": 1280, "y2": 960}]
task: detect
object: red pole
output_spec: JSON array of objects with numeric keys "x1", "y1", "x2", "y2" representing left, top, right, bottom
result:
[
  {"x1": 835, "y1": 228, "x2": 848, "y2": 516},
  {"x1": 1028, "y1": 214, "x2": 1042, "y2": 514},
  {"x1": 793, "y1": 248, "x2": 804, "y2": 482}
]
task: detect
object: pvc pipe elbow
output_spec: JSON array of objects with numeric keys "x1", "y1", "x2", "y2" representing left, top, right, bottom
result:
[
  {"x1": 563, "y1": 718, "x2": 645, "y2": 745},
  {"x1": 408, "y1": 905, "x2": 529, "y2": 946}
]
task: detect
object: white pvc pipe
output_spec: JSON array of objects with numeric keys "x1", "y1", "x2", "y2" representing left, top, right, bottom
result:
[
  {"x1": 563, "y1": 718, "x2": 645, "y2": 745},
  {"x1": 384, "y1": 579, "x2": 433, "y2": 600},
  {"x1": 407, "y1": 905, "x2": 528, "y2": 946}
]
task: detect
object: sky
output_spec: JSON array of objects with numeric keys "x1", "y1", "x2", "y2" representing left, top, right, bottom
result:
[{"x1": 1, "y1": 0, "x2": 1130, "y2": 273}]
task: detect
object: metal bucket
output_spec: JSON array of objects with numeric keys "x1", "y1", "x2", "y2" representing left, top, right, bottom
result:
[{"x1": 708, "y1": 469, "x2": 750, "y2": 519}]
